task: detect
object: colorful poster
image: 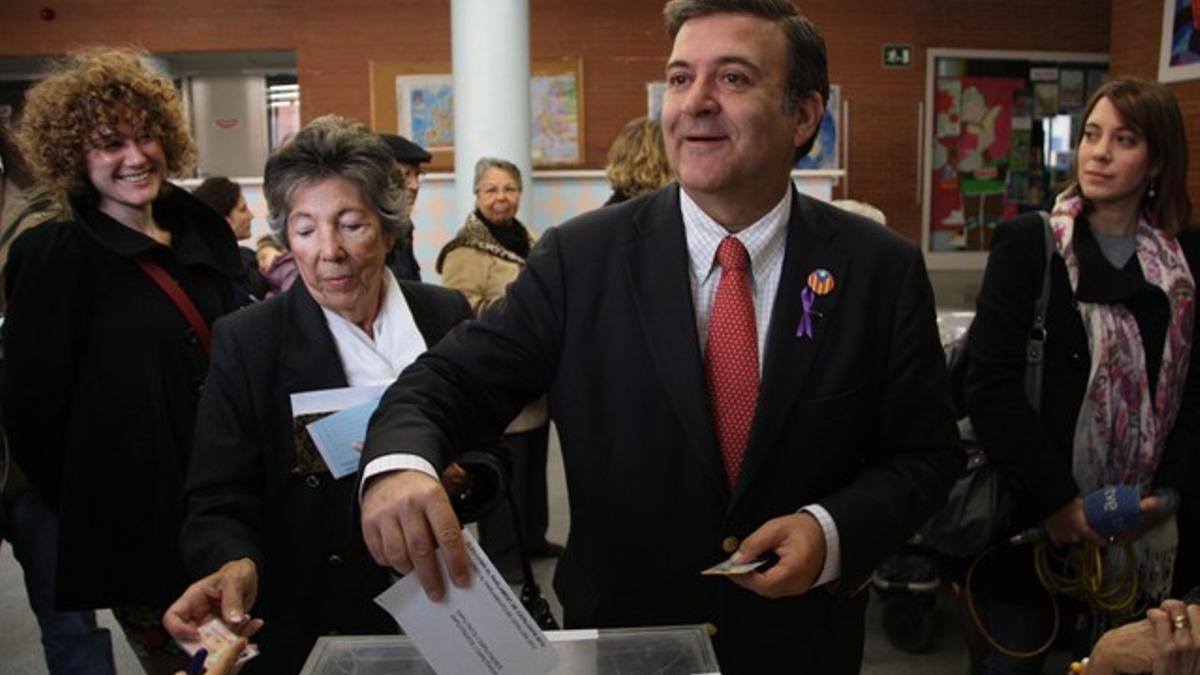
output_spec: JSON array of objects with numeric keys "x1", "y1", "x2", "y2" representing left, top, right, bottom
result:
[
  {"x1": 530, "y1": 73, "x2": 580, "y2": 166},
  {"x1": 929, "y1": 77, "x2": 1024, "y2": 252},
  {"x1": 395, "y1": 69, "x2": 583, "y2": 166},
  {"x1": 396, "y1": 75, "x2": 455, "y2": 151},
  {"x1": 1162, "y1": 0, "x2": 1200, "y2": 76},
  {"x1": 936, "y1": 79, "x2": 962, "y2": 139},
  {"x1": 1059, "y1": 69, "x2": 1085, "y2": 109},
  {"x1": 796, "y1": 84, "x2": 839, "y2": 170},
  {"x1": 1011, "y1": 88, "x2": 1033, "y2": 129},
  {"x1": 1033, "y1": 82, "x2": 1059, "y2": 117},
  {"x1": 1009, "y1": 129, "x2": 1031, "y2": 172}
]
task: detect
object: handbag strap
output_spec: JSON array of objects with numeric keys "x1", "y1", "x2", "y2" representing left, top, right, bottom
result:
[
  {"x1": 1023, "y1": 211, "x2": 1055, "y2": 412},
  {"x1": 134, "y1": 254, "x2": 211, "y2": 355}
]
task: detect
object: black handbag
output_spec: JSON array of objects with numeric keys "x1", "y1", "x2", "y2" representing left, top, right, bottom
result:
[
  {"x1": 919, "y1": 213, "x2": 1055, "y2": 558},
  {"x1": 449, "y1": 447, "x2": 559, "y2": 629}
]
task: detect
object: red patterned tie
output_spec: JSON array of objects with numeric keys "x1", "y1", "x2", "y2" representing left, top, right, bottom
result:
[{"x1": 705, "y1": 236, "x2": 759, "y2": 487}]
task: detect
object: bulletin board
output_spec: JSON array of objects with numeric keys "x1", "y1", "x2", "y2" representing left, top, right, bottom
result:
[{"x1": 369, "y1": 58, "x2": 584, "y2": 169}]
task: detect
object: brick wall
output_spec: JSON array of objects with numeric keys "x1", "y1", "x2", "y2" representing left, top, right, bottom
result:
[
  {"x1": 0, "y1": 0, "x2": 1111, "y2": 241},
  {"x1": 800, "y1": 1, "x2": 1109, "y2": 241},
  {"x1": 1110, "y1": 0, "x2": 1200, "y2": 218}
]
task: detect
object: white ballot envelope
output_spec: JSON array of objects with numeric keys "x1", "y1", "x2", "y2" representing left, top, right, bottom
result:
[{"x1": 375, "y1": 529, "x2": 559, "y2": 675}]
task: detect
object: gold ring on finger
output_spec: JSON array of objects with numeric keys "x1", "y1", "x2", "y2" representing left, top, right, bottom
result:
[{"x1": 1173, "y1": 614, "x2": 1189, "y2": 631}]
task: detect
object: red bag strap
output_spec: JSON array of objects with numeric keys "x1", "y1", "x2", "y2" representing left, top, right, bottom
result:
[{"x1": 134, "y1": 254, "x2": 211, "y2": 355}]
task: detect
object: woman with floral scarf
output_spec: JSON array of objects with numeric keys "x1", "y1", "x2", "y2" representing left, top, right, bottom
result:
[{"x1": 963, "y1": 78, "x2": 1200, "y2": 674}]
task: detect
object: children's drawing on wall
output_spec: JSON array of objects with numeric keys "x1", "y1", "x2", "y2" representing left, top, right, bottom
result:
[
  {"x1": 929, "y1": 77, "x2": 1023, "y2": 252},
  {"x1": 396, "y1": 75, "x2": 455, "y2": 151},
  {"x1": 936, "y1": 79, "x2": 961, "y2": 139}
]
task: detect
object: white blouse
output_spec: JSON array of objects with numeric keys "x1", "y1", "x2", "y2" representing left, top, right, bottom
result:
[{"x1": 320, "y1": 270, "x2": 427, "y2": 387}]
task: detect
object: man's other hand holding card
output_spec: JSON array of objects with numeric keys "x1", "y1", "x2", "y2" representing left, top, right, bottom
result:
[{"x1": 705, "y1": 512, "x2": 827, "y2": 600}]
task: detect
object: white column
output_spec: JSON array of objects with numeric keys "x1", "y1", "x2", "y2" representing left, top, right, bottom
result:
[{"x1": 451, "y1": 0, "x2": 532, "y2": 225}]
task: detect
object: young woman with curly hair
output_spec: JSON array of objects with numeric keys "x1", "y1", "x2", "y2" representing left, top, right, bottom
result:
[{"x1": 1, "y1": 47, "x2": 240, "y2": 674}]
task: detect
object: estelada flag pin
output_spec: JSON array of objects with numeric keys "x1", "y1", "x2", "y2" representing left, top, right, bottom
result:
[{"x1": 806, "y1": 268, "x2": 835, "y2": 295}]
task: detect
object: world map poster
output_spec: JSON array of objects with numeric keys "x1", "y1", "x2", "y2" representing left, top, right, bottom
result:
[{"x1": 395, "y1": 66, "x2": 582, "y2": 166}]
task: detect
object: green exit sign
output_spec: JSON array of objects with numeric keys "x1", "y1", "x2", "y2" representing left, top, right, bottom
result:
[{"x1": 882, "y1": 44, "x2": 913, "y2": 68}]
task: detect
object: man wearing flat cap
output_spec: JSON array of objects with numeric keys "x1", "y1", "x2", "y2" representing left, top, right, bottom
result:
[{"x1": 379, "y1": 134, "x2": 431, "y2": 281}]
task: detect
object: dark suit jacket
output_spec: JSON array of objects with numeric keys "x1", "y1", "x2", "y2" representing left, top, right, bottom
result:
[
  {"x1": 386, "y1": 222, "x2": 421, "y2": 282},
  {"x1": 364, "y1": 185, "x2": 962, "y2": 674},
  {"x1": 182, "y1": 276, "x2": 470, "y2": 675}
]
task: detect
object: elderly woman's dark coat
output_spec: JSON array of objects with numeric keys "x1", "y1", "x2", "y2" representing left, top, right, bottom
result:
[
  {"x1": 1, "y1": 186, "x2": 240, "y2": 609},
  {"x1": 180, "y1": 275, "x2": 471, "y2": 674}
]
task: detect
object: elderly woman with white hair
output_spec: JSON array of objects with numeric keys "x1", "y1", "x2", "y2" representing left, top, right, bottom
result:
[
  {"x1": 163, "y1": 116, "x2": 489, "y2": 674},
  {"x1": 436, "y1": 157, "x2": 560, "y2": 579}
]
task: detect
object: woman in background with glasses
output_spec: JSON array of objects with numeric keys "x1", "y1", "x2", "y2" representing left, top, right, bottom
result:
[{"x1": 436, "y1": 157, "x2": 561, "y2": 580}]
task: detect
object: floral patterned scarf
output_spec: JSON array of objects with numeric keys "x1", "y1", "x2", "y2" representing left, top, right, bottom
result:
[{"x1": 1049, "y1": 192, "x2": 1195, "y2": 605}]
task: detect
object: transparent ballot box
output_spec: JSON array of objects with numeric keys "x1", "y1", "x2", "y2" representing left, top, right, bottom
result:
[{"x1": 299, "y1": 625, "x2": 721, "y2": 675}]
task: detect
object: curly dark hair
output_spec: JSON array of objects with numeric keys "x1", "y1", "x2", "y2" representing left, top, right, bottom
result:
[{"x1": 17, "y1": 47, "x2": 196, "y2": 204}]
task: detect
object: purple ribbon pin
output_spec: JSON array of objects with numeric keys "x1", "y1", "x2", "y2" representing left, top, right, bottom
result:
[{"x1": 797, "y1": 287, "x2": 816, "y2": 339}]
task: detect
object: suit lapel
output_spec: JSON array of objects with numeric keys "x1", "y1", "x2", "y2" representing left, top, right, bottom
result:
[
  {"x1": 625, "y1": 188, "x2": 727, "y2": 497},
  {"x1": 278, "y1": 281, "x2": 349, "y2": 394},
  {"x1": 731, "y1": 193, "x2": 849, "y2": 507}
]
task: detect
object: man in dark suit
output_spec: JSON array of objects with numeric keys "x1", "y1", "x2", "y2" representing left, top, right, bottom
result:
[{"x1": 360, "y1": 1, "x2": 962, "y2": 672}]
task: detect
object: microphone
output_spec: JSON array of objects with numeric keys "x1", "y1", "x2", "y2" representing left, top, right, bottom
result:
[
  {"x1": 1007, "y1": 485, "x2": 1142, "y2": 546},
  {"x1": 1082, "y1": 484, "x2": 1141, "y2": 539},
  {"x1": 1008, "y1": 527, "x2": 1045, "y2": 546}
]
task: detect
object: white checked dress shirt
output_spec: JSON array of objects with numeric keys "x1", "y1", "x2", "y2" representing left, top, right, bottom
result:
[{"x1": 681, "y1": 187, "x2": 840, "y2": 588}]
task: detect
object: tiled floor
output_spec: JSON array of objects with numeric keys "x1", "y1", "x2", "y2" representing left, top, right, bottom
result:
[{"x1": 0, "y1": 427, "x2": 1068, "y2": 674}]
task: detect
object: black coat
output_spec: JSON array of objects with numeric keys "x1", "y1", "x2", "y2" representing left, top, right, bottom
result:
[
  {"x1": 364, "y1": 185, "x2": 963, "y2": 674},
  {"x1": 236, "y1": 246, "x2": 268, "y2": 303},
  {"x1": 1, "y1": 186, "x2": 240, "y2": 609},
  {"x1": 182, "y1": 275, "x2": 470, "y2": 675},
  {"x1": 386, "y1": 221, "x2": 421, "y2": 282},
  {"x1": 966, "y1": 214, "x2": 1200, "y2": 530}
]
